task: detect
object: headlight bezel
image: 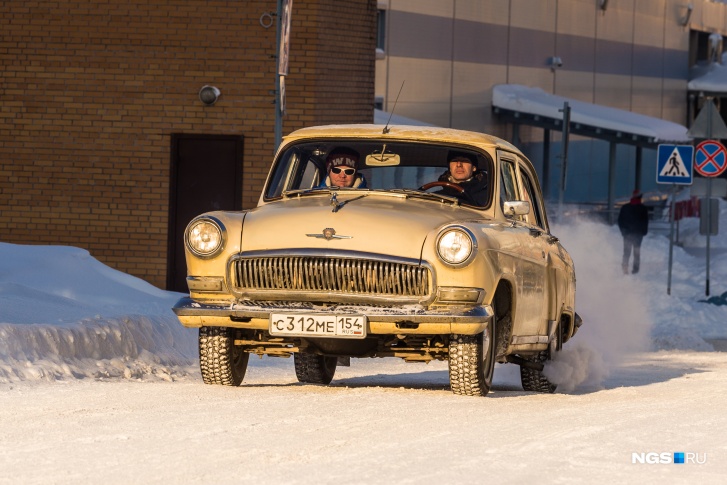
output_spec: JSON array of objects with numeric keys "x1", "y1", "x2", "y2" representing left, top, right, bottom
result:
[
  {"x1": 185, "y1": 216, "x2": 227, "y2": 259},
  {"x1": 435, "y1": 225, "x2": 477, "y2": 267}
]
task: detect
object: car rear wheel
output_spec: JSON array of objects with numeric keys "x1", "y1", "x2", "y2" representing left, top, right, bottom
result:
[
  {"x1": 199, "y1": 326, "x2": 249, "y2": 386},
  {"x1": 294, "y1": 353, "x2": 337, "y2": 385},
  {"x1": 519, "y1": 351, "x2": 557, "y2": 393},
  {"x1": 519, "y1": 325, "x2": 559, "y2": 393},
  {"x1": 448, "y1": 317, "x2": 496, "y2": 397}
]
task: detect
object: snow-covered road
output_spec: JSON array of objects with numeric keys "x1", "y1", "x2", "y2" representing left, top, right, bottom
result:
[
  {"x1": 1, "y1": 352, "x2": 725, "y2": 484},
  {"x1": 2, "y1": 200, "x2": 727, "y2": 483}
]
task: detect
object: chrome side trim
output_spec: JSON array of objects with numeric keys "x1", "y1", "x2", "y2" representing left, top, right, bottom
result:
[{"x1": 511, "y1": 335, "x2": 549, "y2": 345}]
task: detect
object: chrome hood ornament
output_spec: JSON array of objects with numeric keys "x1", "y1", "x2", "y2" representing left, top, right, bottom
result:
[
  {"x1": 330, "y1": 192, "x2": 345, "y2": 212},
  {"x1": 306, "y1": 228, "x2": 353, "y2": 240}
]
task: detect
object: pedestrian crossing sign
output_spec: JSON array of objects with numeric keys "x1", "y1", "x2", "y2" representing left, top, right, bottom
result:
[{"x1": 657, "y1": 144, "x2": 693, "y2": 185}]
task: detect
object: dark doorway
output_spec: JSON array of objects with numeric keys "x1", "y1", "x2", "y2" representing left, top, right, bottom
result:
[{"x1": 167, "y1": 134, "x2": 244, "y2": 292}]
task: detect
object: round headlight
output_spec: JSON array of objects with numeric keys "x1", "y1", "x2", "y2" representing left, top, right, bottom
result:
[
  {"x1": 186, "y1": 217, "x2": 226, "y2": 258},
  {"x1": 436, "y1": 227, "x2": 476, "y2": 266}
]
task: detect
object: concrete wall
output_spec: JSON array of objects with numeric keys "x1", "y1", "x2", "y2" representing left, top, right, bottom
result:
[
  {"x1": 375, "y1": 0, "x2": 727, "y2": 203},
  {"x1": 376, "y1": 0, "x2": 697, "y2": 129}
]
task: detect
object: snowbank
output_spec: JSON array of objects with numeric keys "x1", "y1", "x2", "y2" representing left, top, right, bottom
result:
[{"x1": 0, "y1": 243, "x2": 197, "y2": 382}]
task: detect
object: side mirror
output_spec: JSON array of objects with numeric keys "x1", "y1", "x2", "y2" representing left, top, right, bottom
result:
[{"x1": 503, "y1": 200, "x2": 531, "y2": 217}]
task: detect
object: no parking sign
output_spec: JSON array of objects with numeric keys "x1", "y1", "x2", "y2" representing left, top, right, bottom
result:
[{"x1": 695, "y1": 140, "x2": 727, "y2": 177}]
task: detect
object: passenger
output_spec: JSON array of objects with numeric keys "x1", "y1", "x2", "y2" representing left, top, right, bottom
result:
[
  {"x1": 319, "y1": 147, "x2": 367, "y2": 188},
  {"x1": 437, "y1": 150, "x2": 487, "y2": 206}
]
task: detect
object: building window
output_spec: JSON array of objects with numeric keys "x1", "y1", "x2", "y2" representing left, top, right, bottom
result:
[{"x1": 376, "y1": 9, "x2": 386, "y2": 58}]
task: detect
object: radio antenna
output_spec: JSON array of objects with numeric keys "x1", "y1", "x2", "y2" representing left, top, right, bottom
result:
[{"x1": 383, "y1": 81, "x2": 405, "y2": 134}]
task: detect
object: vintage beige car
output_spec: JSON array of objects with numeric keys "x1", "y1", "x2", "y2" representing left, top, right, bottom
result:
[{"x1": 173, "y1": 124, "x2": 580, "y2": 397}]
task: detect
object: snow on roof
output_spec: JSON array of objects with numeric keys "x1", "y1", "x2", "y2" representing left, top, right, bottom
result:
[
  {"x1": 374, "y1": 109, "x2": 434, "y2": 126},
  {"x1": 688, "y1": 61, "x2": 727, "y2": 93},
  {"x1": 492, "y1": 84, "x2": 691, "y2": 144}
]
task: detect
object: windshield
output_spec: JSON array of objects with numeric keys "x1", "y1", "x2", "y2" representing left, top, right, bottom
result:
[{"x1": 264, "y1": 139, "x2": 493, "y2": 208}]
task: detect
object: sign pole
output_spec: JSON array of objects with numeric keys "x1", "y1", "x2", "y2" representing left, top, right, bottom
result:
[
  {"x1": 274, "y1": 0, "x2": 292, "y2": 153},
  {"x1": 667, "y1": 183, "x2": 677, "y2": 295},
  {"x1": 558, "y1": 102, "x2": 570, "y2": 221},
  {"x1": 655, "y1": 143, "x2": 694, "y2": 295},
  {"x1": 687, "y1": 98, "x2": 727, "y2": 296},
  {"x1": 706, "y1": 178, "x2": 712, "y2": 296},
  {"x1": 274, "y1": 0, "x2": 283, "y2": 152},
  {"x1": 706, "y1": 98, "x2": 712, "y2": 297}
]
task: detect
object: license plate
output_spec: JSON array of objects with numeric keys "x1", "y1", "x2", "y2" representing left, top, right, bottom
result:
[{"x1": 269, "y1": 313, "x2": 367, "y2": 339}]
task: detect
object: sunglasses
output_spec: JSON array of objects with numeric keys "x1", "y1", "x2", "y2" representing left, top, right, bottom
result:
[{"x1": 331, "y1": 167, "x2": 356, "y2": 176}]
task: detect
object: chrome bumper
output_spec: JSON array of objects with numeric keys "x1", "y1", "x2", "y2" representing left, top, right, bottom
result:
[{"x1": 172, "y1": 297, "x2": 492, "y2": 335}]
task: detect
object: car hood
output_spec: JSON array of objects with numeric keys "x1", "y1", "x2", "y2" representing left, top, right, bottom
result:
[{"x1": 239, "y1": 193, "x2": 486, "y2": 259}]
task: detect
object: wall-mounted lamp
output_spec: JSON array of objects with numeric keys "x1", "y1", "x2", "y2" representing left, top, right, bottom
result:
[
  {"x1": 599, "y1": 0, "x2": 609, "y2": 11},
  {"x1": 259, "y1": 12, "x2": 274, "y2": 29},
  {"x1": 199, "y1": 85, "x2": 221, "y2": 106},
  {"x1": 549, "y1": 56, "x2": 563, "y2": 71},
  {"x1": 681, "y1": 3, "x2": 694, "y2": 27}
]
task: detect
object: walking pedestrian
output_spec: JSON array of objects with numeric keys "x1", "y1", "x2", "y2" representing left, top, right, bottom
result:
[{"x1": 617, "y1": 190, "x2": 649, "y2": 274}]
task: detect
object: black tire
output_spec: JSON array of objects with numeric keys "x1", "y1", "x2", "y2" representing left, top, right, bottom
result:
[
  {"x1": 198, "y1": 326, "x2": 249, "y2": 386},
  {"x1": 448, "y1": 317, "x2": 496, "y2": 397},
  {"x1": 520, "y1": 326, "x2": 558, "y2": 393},
  {"x1": 294, "y1": 353, "x2": 337, "y2": 385}
]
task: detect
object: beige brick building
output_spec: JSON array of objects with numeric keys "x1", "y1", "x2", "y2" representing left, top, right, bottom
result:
[{"x1": 0, "y1": 0, "x2": 377, "y2": 290}]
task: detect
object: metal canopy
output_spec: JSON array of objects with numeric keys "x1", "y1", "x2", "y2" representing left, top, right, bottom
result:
[
  {"x1": 492, "y1": 84, "x2": 690, "y2": 148},
  {"x1": 688, "y1": 62, "x2": 727, "y2": 95},
  {"x1": 492, "y1": 106, "x2": 660, "y2": 147}
]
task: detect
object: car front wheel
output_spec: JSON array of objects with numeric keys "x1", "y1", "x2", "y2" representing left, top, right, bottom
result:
[
  {"x1": 199, "y1": 326, "x2": 249, "y2": 386},
  {"x1": 448, "y1": 317, "x2": 496, "y2": 397}
]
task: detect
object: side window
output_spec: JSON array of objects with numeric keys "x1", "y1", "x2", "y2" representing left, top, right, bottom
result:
[
  {"x1": 266, "y1": 150, "x2": 299, "y2": 198},
  {"x1": 500, "y1": 159, "x2": 520, "y2": 216},
  {"x1": 299, "y1": 159, "x2": 322, "y2": 189},
  {"x1": 265, "y1": 150, "x2": 324, "y2": 198},
  {"x1": 519, "y1": 167, "x2": 545, "y2": 229}
]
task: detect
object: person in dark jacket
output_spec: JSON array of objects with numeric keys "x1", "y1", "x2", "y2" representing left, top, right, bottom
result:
[
  {"x1": 617, "y1": 190, "x2": 649, "y2": 274},
  {"x1": 437, "y1": 151, "x2": 488, "y2": 206}
]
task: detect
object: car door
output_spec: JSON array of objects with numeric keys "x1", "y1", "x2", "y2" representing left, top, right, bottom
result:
[
  {"x1": 514, "y1": 159, "x2": 552, "y2": 339},
  {"x1": 497, "y1": 153, "x2": 549, "y2": 339},
  {"x1": 518, "y1": 161, "x2": 575, "y2": 341}
]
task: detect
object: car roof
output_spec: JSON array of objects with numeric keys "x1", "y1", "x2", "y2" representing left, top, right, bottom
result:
[{"x1": 281, "y1": 124, "x2": 524, "y2": 155}]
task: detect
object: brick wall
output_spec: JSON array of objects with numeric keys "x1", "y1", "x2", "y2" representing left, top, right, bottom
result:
[{"x1": 0, "y1": 0, "x2": 376, "y2": 288}]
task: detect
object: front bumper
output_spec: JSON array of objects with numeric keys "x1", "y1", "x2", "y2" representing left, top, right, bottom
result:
[{"x1": 172, "y1": 297, "x2": 492, "y2": 336}]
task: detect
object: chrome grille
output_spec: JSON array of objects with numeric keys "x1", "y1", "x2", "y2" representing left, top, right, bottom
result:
[{"x1": 230, "y1": 256, "x2": 430, "y2": 297}]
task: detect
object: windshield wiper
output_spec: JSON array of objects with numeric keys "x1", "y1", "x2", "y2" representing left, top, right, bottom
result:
[
  {"x1": 387, "y1": 188, "x2": 461, "y2": 204},
  {"x1": 281, "y1": 188, "x2": 331, "y2": 198},
  {"x1": 283, "y1": 187, "x2": 374, "y2": 198},
  {"x1": 331, "y1": 193, "x2": 368, "y2": 212}
]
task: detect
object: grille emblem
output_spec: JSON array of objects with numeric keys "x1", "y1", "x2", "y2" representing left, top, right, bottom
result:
[{"x1": 306, "y1": 228, "x2": 352, "y2": 240}]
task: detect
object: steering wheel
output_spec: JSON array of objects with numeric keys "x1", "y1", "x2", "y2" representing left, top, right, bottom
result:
[{"x1": 418, "y1": 181, "x2": 465, "y2": 193}]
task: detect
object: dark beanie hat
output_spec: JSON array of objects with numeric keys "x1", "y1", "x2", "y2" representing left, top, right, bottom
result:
[
  {"x1": 447, "y1": 150, "x2": 477, "y2": 167},
  {"x1": 326, "y1": 147, "x2": 359, "y2": 172}
]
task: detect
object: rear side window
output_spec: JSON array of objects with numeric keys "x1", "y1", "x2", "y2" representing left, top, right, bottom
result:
[
  {"x1": 519, "y1": 168, "x2": 544, "y2": 229},
  {"x1": 500, "y1": 159, "x2": 519, "y2": 209}
]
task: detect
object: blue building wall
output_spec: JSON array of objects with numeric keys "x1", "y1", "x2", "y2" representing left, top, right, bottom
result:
[{"x1": 521, "y1": 140, "x2": 659, "y2": 204}]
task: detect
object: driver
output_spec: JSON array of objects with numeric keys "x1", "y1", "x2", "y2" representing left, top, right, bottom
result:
[
  {"x1": 319, "y1": 148, "x2": 367, "y2": 188},
  {"x1": 437, "y1": 150, "x2": 487, "y2": 206}
]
